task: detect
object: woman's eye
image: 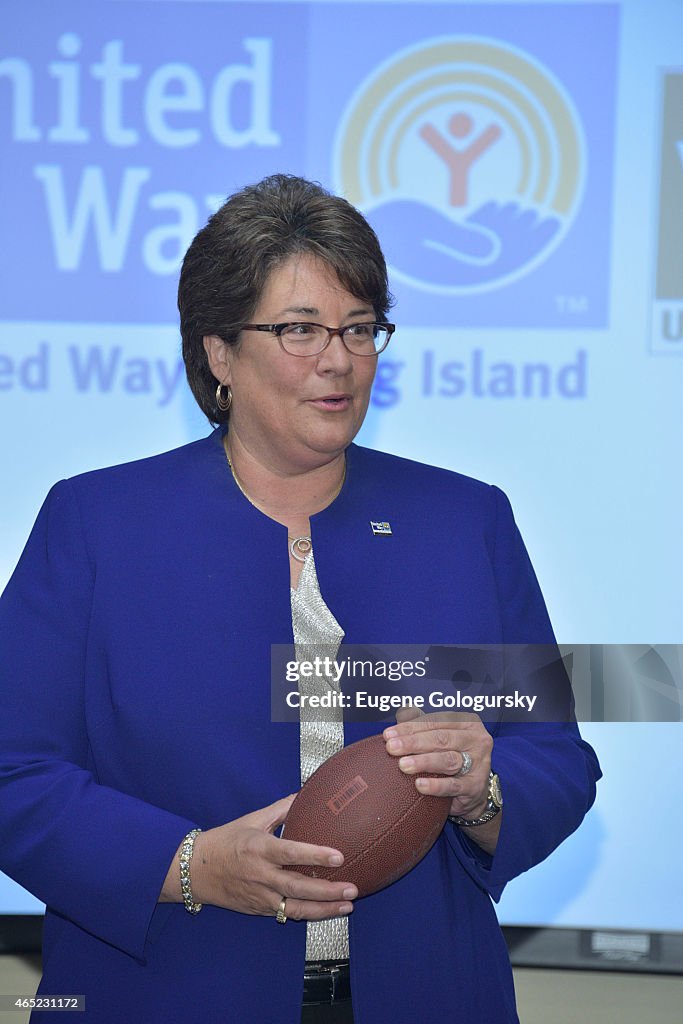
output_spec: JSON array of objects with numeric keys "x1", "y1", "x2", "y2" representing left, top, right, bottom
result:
[
  {"x1": 288, "y1": 323, "x2": 316, "y2": 336},
  {"x1": 347, "y1": 323, "x2": 373, "y2": 337}
]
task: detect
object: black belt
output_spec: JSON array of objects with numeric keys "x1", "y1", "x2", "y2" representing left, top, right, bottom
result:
[{"x1": 303, "y1": 960, "x2": 351, "y2": 1004}]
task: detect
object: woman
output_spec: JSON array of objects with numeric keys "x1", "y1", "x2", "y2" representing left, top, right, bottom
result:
[{"x1": 0, "y1": 174, "x2": 600, "y2": 1023}]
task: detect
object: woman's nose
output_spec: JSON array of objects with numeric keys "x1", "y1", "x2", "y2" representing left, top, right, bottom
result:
[{"x1": 316, "y1": 330, "x2": 354, "y2": 372}]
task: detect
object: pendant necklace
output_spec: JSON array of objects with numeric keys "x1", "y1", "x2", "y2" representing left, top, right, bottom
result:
[{"x1": 222, "y1": 434, "x2": 345, "y2": 561}]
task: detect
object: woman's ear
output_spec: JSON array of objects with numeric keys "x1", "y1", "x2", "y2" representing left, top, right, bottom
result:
[{"x1": 203, "y1": 335, "x2": 232, "y2": 384}]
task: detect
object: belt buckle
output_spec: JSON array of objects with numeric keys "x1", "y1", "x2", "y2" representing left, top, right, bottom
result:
[
  {"x1": 329, "y1": 964, "x2": 342, "y2": 1004},
  {"x1": 303, "y1": 959, "x2": 349, "y2": 1005}
]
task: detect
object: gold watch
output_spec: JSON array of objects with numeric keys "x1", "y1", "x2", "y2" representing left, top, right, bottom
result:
[{"x1": 449, "y1": 771, "x2": 502, "y2": 828}]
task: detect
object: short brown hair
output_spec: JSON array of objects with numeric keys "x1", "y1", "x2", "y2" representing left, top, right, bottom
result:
[{"x1": 178, "y1": 174, "x2": 393, "y2": 424}]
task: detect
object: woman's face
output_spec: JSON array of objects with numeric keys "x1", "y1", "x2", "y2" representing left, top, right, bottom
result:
[{"x1": 204, "y1": 254, "x2": 378, "y2": 473}]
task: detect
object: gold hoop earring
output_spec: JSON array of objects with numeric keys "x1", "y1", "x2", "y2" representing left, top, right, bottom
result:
[{"x1": 216, "y1": 383, "x2": 232, "y2": 412}]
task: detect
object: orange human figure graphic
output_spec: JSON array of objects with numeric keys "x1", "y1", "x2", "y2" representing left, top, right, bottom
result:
[{"x1": 420, "y1": 112, "x2": 502, "y2": 207}]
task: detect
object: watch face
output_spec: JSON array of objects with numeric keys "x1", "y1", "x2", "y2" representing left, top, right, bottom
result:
[{"x1": 490, "y1": 772, "x2": 503, "y2": 809}]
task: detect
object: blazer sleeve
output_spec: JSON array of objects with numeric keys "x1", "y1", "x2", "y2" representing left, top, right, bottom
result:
[
  {"x1": 0, "y1": 480, "x2": 196, "y2": 960},
  {"x1": 445, "y1": 484, "x2": 601, "y2": 900}
]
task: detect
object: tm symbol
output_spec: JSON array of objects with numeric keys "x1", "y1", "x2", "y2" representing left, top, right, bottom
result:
[{"x1": 556, "y1": 295, "x2": 588, "y2": 314}]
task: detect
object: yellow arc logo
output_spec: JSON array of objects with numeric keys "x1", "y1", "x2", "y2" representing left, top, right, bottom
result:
[{"x1": 334, "y1": 36, "x2": 585, "y2": 294}]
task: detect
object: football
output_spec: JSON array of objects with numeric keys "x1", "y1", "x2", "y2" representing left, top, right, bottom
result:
[{"x1": 283, "y1": 734, "x2": 451, "y2": 897}]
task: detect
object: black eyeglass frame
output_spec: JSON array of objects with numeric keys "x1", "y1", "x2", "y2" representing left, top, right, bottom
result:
[{"x1": 232, "y1": 322, "x2": 395, "y2": 357}]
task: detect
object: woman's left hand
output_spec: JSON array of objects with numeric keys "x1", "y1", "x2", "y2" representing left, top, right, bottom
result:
[{"x1": 383, "y1": 710, "x2": 492, "y2": 820}]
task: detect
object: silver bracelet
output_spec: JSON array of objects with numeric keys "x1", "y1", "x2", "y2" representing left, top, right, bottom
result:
[
  {"x1": 449, "y1": 771, "x2": 503, "y2": 827},
  {"x1": 449, "y1": 805, "x2": 501, "y2": 827},
  {"x1": 179, "y1": 828, "x2": 203, "y2": 914}
]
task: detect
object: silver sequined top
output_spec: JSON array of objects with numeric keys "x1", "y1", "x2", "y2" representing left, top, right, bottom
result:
[{"x1": 291, "y1": 551, "x2": 349, "y2": 961}]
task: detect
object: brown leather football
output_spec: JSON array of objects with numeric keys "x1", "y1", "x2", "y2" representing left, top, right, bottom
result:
[{"x1": 283, "y1": 734, "x2": 451, "y2": 897}]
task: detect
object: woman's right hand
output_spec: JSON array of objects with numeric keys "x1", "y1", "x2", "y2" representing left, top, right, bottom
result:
[{"x1": 160, "y1": 795, "x2": 357, "y2": 921}]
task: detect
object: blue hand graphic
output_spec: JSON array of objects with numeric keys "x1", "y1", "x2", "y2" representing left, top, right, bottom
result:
[{"x1": 369, "y1": 199, "x2": 561, "y2": 287}]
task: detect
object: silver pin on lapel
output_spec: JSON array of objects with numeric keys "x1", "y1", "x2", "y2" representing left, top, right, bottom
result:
[{"x1": 370, "y1": 521, "x2": 392, "y2": 536}]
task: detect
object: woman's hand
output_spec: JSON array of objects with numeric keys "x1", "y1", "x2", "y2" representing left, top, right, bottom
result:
[
  {"x1": 161, "y1": 795, "x2": 357, "y2": 921},
  {"x1": 384, "y1": 710, "x2": 494, "y2": 822}
]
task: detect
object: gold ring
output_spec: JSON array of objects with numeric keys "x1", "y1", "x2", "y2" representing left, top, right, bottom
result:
[{"x1": 276, "y1": 897, "x2": 287, "y2": 925}]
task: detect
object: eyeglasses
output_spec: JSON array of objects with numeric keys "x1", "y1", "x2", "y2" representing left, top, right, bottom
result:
[{"x1": 234, "y1": 322, "x2": 395, "y2": 357}]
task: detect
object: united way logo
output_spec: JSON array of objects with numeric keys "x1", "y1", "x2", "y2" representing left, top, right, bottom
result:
[{"x1": 334, "y1": 37, "x2": 585, "y2": 295}]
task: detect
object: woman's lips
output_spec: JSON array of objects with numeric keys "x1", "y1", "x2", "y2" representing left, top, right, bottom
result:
[{"x1": 309, "y1": 395, "x2": 352, "y2": 410}]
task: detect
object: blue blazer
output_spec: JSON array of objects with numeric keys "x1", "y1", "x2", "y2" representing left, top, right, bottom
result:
[{"x1": 0, "y1": 430, "x2": 600, "y2": 1023}]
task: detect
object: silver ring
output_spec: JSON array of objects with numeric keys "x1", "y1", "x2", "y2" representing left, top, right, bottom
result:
[
  {"x1": 456, "y1": 751, "x2": 473, "y2": 777},
  {"x1": 276, "y1": 897, "x2": 288, "y2": 925}
]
